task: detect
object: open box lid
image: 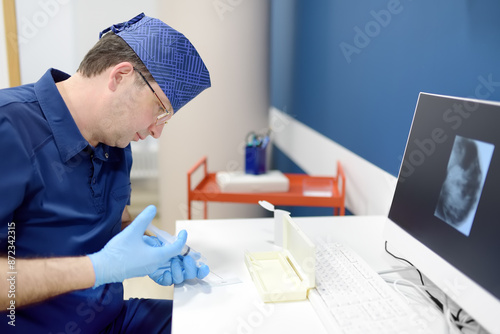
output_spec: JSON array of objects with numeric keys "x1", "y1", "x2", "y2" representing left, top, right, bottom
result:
[
  {"x1": 282, "y1": 214, "x2": 316, "y2": 289},
  {"x1": 244, "y1": 214, "x2": 316, "y2": 302}
]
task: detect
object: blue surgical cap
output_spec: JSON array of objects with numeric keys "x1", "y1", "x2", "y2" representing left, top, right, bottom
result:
[{"x1": 99, "y1": 13, "x2": 211, "y2": 113}]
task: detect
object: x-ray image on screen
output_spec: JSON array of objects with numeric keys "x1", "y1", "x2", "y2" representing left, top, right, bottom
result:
[{"x1": 434, "y1": 135, "x2": 495, "y2": 236}]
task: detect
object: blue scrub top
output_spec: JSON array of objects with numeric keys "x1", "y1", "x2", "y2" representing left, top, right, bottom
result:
[{"x1": 0, "y1": 69, "x2": 133, "y2": 332}]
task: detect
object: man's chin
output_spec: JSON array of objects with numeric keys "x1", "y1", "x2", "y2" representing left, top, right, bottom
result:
[{"x1": 112, "y1": 139, "x2": 133, "y2": 149}]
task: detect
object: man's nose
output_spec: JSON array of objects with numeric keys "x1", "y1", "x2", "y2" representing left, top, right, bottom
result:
[{"x1": 148, "y1": 122, "x2": 164, "y2": 139}]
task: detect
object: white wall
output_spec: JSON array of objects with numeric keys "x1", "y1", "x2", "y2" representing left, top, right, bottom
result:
[
  {"x1": 0, "y1": 0, "x2": 9, "y2": 88},
  {"x1": 14, "y1": 0, "x2": 75, "y2": 83},
  {"x1": 15, "y1": 0, "x2": 161, "y2": 83},
  {"x1": 157, "y1": 1, "x2": 271, "y2": 227}
]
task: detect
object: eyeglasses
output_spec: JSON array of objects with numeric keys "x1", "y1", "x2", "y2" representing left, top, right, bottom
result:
[{"x1": 134, "y1": 68, "x2": 172, "y2": 125}]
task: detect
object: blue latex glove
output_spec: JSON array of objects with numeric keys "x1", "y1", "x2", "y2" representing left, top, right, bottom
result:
[
  {"x1": 143, "y1": 235, "x2": 210, "y2": 285},
  {"x1": 88, "y1": 205, "x2": 186, "y2": 288}
]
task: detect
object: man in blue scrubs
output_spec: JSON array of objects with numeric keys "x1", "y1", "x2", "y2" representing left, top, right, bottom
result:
[{"x1": 0, "y1": 13, "x2": 211, "y2": 333}]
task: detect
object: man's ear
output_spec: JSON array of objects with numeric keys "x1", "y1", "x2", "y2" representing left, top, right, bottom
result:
[{"x1": 108, "y1": 62, "x2": 135, "y2": 92}]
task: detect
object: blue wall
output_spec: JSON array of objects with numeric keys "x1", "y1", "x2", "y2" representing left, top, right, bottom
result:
[{"x1": 271, "y1": 0, "x2": 500, "y2": 177}]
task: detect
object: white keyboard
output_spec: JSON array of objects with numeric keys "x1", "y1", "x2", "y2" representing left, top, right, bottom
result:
[{"x1": 309, "y1": 242, "x2": 432, "y2": 334}]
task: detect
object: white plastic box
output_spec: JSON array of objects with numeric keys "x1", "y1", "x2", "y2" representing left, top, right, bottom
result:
[{"x1": 244, "y1": 214, "x2": 316, "y2": 302}]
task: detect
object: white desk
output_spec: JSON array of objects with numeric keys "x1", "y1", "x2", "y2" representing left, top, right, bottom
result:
[{"x1": 173, "y1": 216, "x2": 445, "y2": 334}]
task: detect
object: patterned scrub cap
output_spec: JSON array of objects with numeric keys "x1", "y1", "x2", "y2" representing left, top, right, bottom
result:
[{"x1": 99, "y1": 13, "x2": 211, "y2": 113}]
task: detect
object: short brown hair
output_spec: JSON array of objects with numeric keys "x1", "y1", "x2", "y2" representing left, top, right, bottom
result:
[{"x1": 77, "y1": 32, "x2": 154, "y2": 84}]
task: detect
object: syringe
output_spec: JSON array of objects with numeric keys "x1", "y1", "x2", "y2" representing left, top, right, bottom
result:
[{"x1": 147, "y1": 223, "x2": 207, "y2": 266}]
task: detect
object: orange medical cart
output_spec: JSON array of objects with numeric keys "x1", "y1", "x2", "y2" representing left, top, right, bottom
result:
[{"x1": 187, "y1": 156, "x2": 345, "y2": 219}]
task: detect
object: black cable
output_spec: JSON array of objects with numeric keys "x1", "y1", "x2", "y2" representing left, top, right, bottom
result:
[
  {"x1": 384, "y1": 241, "x2": 444, "y2": 312},
  {"x1": 454, "y1": 308, "x2": 476, "y2": 327},
  {"x1": 383, "y1": 241, "x2": 480, "y2": 332}
]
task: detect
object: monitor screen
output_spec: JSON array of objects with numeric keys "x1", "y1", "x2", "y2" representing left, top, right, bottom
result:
[{"x1": 385, "y1": 92, "x2": 500, "y2": 333}]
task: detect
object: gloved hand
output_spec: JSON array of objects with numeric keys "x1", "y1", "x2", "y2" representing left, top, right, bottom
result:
[
  {"x1": 143, "y1": 235, "x2": 210, "y2": 285},
  {"x1": 88, "y1": 205, "x2": 186, "y2": 288}
]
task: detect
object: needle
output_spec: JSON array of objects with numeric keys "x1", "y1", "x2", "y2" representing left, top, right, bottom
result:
[{"x1": 210, "y1": 271, "x2": 223, "y2": 279}]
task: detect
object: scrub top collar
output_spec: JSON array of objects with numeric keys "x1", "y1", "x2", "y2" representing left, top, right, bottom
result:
[{"x1": 34, "y1": 68, "x2": 119, "y2": 163}]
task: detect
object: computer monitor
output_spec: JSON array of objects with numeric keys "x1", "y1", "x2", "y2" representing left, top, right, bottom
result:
[{"x1": 384, "y1": 92, "x2": 500, "y2": 333}]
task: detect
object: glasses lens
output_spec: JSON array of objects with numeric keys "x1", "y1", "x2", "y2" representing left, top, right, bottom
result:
[{"x1": 156, "y1": 112, "x2": 170, "y2": 125}]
